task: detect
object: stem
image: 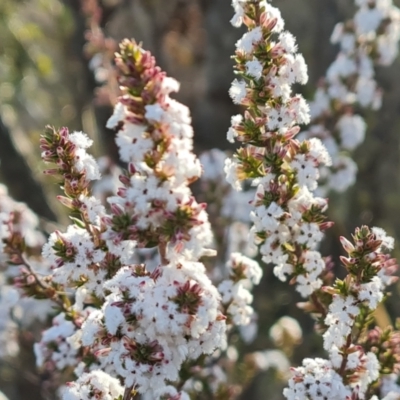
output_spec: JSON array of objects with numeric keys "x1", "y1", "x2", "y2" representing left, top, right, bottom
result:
[
  {"x1": 18, "y1": 251, "x2": 80, "y2": 327},
  {"x1": 19, "y1": 252, "x2": 51, "y2": 292},
  {"x1": 158, "y1": 241, "x2": 168, "y2": 266},
  {"x1": 311, "y1": 292, "x2": 327, "y2": 319},
  {"x1": 123, "y1": 386, "x2": 140, "y2": 400},
  {"x1": 338, "y1": 333, "x2": 352, "y2": 377}
]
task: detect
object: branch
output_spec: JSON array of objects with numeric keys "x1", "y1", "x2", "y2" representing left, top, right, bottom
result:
[{"x1": 16, "y1": 250, "x2": 78, "y2": 327}]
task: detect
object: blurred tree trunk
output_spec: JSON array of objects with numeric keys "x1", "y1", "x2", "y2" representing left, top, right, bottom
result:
[{"x1": 0, "y1": 118, "x2": 56, "y2": 221}]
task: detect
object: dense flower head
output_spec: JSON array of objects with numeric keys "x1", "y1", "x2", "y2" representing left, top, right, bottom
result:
[
  {"x1": 226, "y1": 0, "x2": 334, "y2": 299},
  {"x1": 228, "y1": 3, "x2": 400, "y2": 399},
  {"x1": 284, "y1": 358, "x2": 352, "y2": 400},
  {"x1": 322, "y1": 227, "x2": 397, "y2": 348},
  {"x1": 35, "y1": 38, "x2": 230, "y2": 398},
  {"x1": 77, "y1": 261, "x2": 226, "y2": 395},
  {"x1": 0, "y1": 184, "x2": 55, "y2": 358},
  {"x1": 41, "y1": 127, "x2": 101, "y2": 196},
  {"x1": 284, "y1": 353, "x2": 381, "y2": 400},
  {"x1": 34, "y1": 312, "x2": 80, "y2": 371},
  {"x1": 0, "y1": 184, "x2": 45, "y2": 263},
  {"x1": 62, "y1": 370, "x2": 124, "y2": 400},
  {"x1": 218, "y1": 252, "x2": 262, "y2": 326},
  {"x1": 42, "y1": 224, "x2": 113, "y2": 298},
  {"x1": 292, "y1": 226, "x2": 398, "y2": 399},
  {"x1": 104, "y1": 40, "x2": 213, "y2": 261}
]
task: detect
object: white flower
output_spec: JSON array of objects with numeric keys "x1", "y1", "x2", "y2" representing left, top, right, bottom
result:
[
  {"x1": 372, "y1": 226, "x2": 395, "y2": 250},
  {"x1": 74, "y1": 149, "x2": 101, "y2": 180},
  {"x1": 323, "y1": 295, "x2": 360, "y2": 349},
  {"x1": 273, "y1": 262, "x2": 294, "y2": 282},
  {"x1": 327, "y1": 54, "x2": 357, "y2": 81},
  {"x1": 358, "y1": 276, "x2": 384, "y2": 310},
  {"x1": 279, "y1": 32, "x2": 297, "y2": 53},
  {"x1": 106, "y1": 102, "x2": 127, "y2": 129},
  {"x1": 262, "y1": 2, "x2": 285, "y2": 32},
  {"x1": 245, "y1": 59, "x2": 263, "y2": 79},
  {"x1": 236, "y1": 27, "x2": 263, "y2": 53},
  {"x1": 293, "y1": 54, "x2": 309, "y2": 84},
  {"x1": 224, "y1": 157, "x2": 242, "y2": 191},
  {"x1": 328, "y1": 156, "x2": 358, "y2": 193},
  {"x1": 35, "y1": 313, "x2": 79, "y2": 371},
  {"x1": 160, "y1": 77, "x2": 180, "y2": 95},
  {"x1": 284, "y1": 358, "x2": 351, "y2": 400},
  {"x1": 354, "y1": 7, "x2": 384, "y2": 35},
  {"x1": 231, "y1": 0, "x2": 245, "y2": 27},
  {"x1": 336, "y1": 114, "x2": 366, "y2": 151},
  {"x1": 229, "y1": 79, "x2": 247, "y2": 104},
  {"x1": 114, "y1": 122, "x2": 150, "y2": 163},
  {"x1": 145, "y1": 103, "x2": 165, "y2": 122},
  {"x1": 297, "y1": 222, "x2": 323, "y2": 248},
  {"x1": 296, "y1": 273, "x2": 323, "y2": 297},
  {"x1": 308, "y1": 138, "x2": 332, "y2": 166},
  {"x1": 69, "y1": 131, "x2": 93, "y2": 149},
  {"x1": 356, "y1": 77, "x2": 379, "y2": 108},
  {"x1": 290, "y1": 154, "x2": 319, "y2": 191},
  {"x1": 227, "y1": 252, "x2": 263, "y2": 285},
  {"x1": 227, "y1": 114, "x2": 243, "y2": 143},
  {"x1": 62, "y1": 370, "x2": 124, "y2": 400}
]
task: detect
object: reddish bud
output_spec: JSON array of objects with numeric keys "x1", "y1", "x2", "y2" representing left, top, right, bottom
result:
[{"x1": 340, "y1": 236, "x2": 355, "y2": 254}]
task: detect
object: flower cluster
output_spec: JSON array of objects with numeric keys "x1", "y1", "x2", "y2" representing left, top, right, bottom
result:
[
  {"x1": 302, "y1": 0, "x2": 400, "y2": 194},
  {"x1": 62, "y1": 370, "x2": 124, "y2": 400},
  {"x1": 0, "y1": 183, "x2": 53, "y2": 358},
  {"x1": 34, "y1": 312, "x2": 80, "y2": 371},
  {"x1": 228, "y1": 3, "x2": 400, "y2": 400},
  {"x1": 284, "y1": 226, "x2": 398, "y2": 399},
  {"x1": 40, "y1": 127, "x2": 129, "y2": 304},
  {"x1": 78, "y1": 262, "x2": 225, "y2": 394},
  {"x1": 104, "y1": 40, "x2": 212, "y2": 262},
  {"x1": 226, "y1": 0, "x2": 333, "y2": 298},
  {"x1": 41, "y1": 127, "x2": 101, "y2": 186},
  {"x1": 218, "y1": 252, "x2": 262, "y2": 326},
  {"x1": 38, "y1": 40, "x2": 228, "y2": 399}
]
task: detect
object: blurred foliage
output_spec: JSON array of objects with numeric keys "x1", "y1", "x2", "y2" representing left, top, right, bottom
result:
[{"x1": 0, "y1": 0, "x2": 76, "y2": 133}]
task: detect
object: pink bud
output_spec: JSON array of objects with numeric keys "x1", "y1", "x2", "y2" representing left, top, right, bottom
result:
[
  {"x1": 340, "y1": 256, "x2": 356, "y2": 268},
  {"x1": 119, "y1": 174, "x2": 130, "y2": 185},
  {"x1": 319, "y1": 221, "x2": 334, "y2": 231},
  {"x1": 117, "y1": 187, "x2": 127, "y2": 197},
  {"x1": 57, "y1": 196, "x2": 73, "y2": 208},
  {"x1": 111, "y1": 203, "x2": 125, "y2": 216},
  {"x1": 43, "y1": 169, "x2": 59, "y2": 176},
  {"x1": 128, "y1": 163, "x2": 136, "y2": 175},
  {"x1": 340, "y1": 236, "x2": 355, "y2": 253}
]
